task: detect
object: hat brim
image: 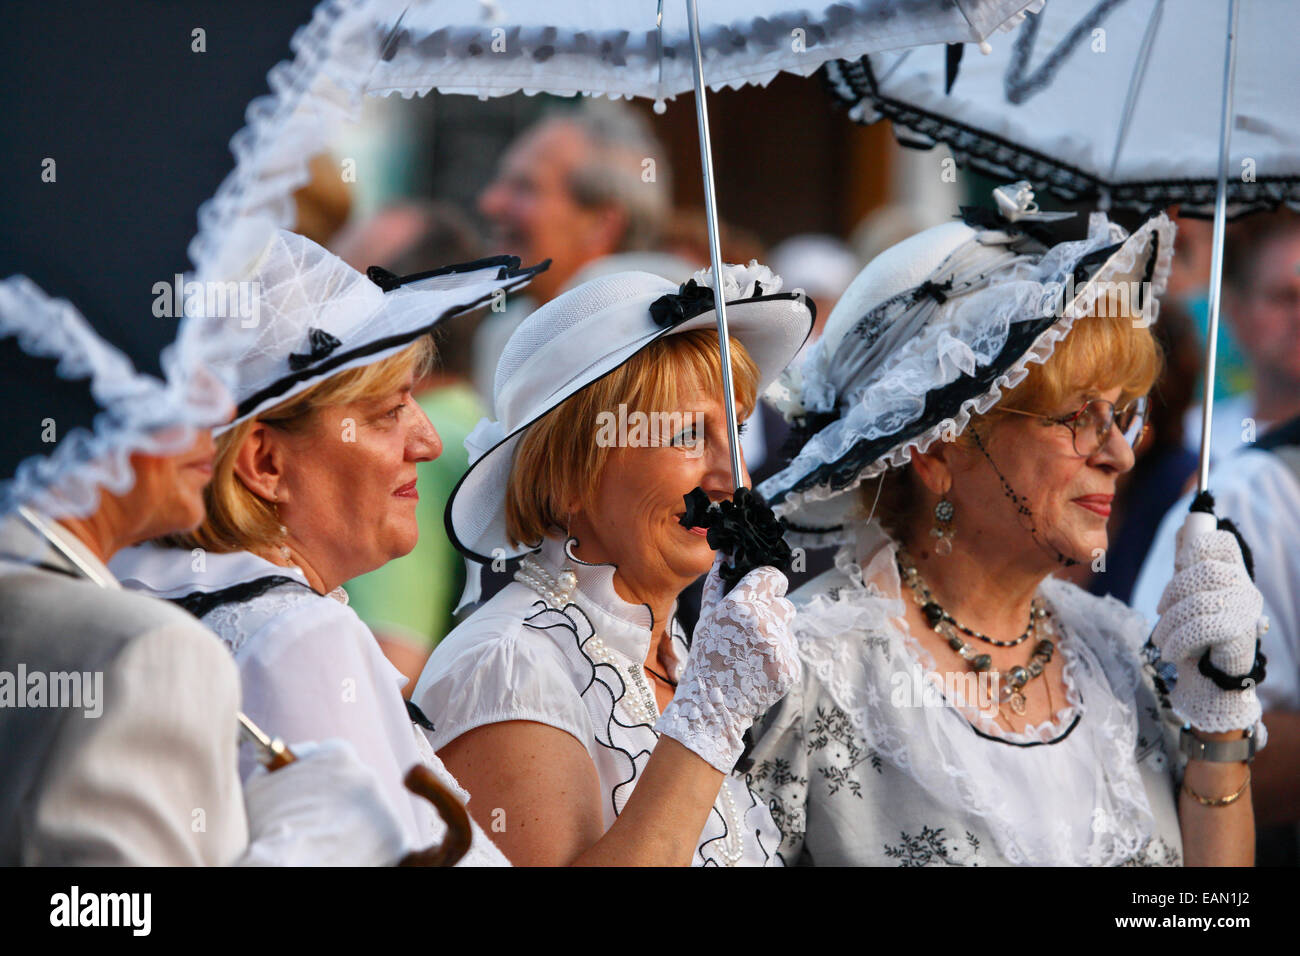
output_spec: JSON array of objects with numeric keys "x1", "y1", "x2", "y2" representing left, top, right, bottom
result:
[
  {"x1": 447, "y1": 293, "x2": 814, "y2": 565},
  {"x1": 763, "y1": 213, "x2": 1176, "y2": 547},
  {"x1": 226, "y1": 258, "x2": 547, "y2": 428}
]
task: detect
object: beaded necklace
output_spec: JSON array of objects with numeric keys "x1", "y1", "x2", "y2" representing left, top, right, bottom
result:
[{"x1": 896, "y1": 547, "x2": 1055, "y2": 716}]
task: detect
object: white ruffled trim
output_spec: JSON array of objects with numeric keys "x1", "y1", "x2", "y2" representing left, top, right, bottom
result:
[
  {"x1": 0, "y1": 278, "x2": 228, "y2": 522},
  {"x1": 189, "y1": 0, "x2": 385, "y2": 282},
  {"x1": 366, "y1": 1, "x2": 1045, "y2": 104},
  {"x1": 763, "y1": 213, "x2": 1175, "y2": 546}
]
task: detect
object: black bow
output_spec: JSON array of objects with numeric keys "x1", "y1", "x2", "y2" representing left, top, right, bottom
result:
[
  {"x1": 288, "y1": 327, "x2": 342, "y2": 371},
  {"x1": 679, "y1": 486, "x2": 794, "y2": 593},
  {"x1": 649, "y1": 279, "x2": 717, "y2": 329}
]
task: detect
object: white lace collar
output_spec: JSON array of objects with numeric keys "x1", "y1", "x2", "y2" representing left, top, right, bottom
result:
[
  {"x1": 111, "y1": 544, "x2": 314, "y2": 600},
  {"x1": 525, "y1": 536, "x2": 682, "y2": 670}
]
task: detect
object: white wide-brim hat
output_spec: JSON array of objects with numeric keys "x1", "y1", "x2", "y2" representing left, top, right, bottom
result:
[
  {"x1": 222, "y1": 229, "x2": 547, "y2": 427},
  {"x1": 759, "y1": 182, "x2": 1175, "y2": 547},
  {"x1": 447, "y1": 263, "x2": 814, "y2": 564}
]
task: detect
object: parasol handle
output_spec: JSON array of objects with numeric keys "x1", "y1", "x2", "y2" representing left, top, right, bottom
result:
[
  {"x1": 396, "y1": 764, "x2": 474, "y2": 867},
  {"x1": 240, "y1": 711, "x2": 472, "y2": 865}
]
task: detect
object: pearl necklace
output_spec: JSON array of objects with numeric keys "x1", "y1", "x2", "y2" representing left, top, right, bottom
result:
[{"x1": 515, "y1": 553, "x2": 744, "y2": 865}]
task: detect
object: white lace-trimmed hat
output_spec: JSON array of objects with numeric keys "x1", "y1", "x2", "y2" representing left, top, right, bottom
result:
[
  {"x1": 223, "y1": 229, "x2": 547, "y2": 426},
  {"x1": 447, "y1": 262, "x2": 814, "y2": 565},
  {"x1": 758, "y1": 182, "x2": 1175, "y2": 547}
]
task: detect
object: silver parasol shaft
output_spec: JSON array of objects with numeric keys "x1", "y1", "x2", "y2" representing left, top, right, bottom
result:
[
  {"x1": 1197, "y1": 0, "x2": 1240, "y2": 494},
  {"x1": 686, "y1": 0, "x2": 746, "y2": 490}
]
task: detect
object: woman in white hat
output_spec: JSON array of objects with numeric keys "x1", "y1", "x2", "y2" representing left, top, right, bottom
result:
[
  {"x1": 0, "y1": 276, "x2": 409, "y2": 865},
  {"x1": 111, "y1": 230, "x2": 546, "y2": 865},
  {"x1": 748, "y1": 184, "x2": 1266, "y2": 867},
  {"x1": 413, "y1": 263, "x2": 811, "y2": 865}
]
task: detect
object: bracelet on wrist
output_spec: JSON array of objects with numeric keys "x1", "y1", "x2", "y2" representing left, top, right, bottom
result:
[
  {"x1": 1182, "y1": 769, "x2": 1251, "y2": 808},
  {"x1": 1178, "y1": 725, "x2": 1257, "y2": 763}
]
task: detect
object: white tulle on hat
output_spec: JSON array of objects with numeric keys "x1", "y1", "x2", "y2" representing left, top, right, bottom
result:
[{"x1": 222, "y1": 229, "x2": 545, "y2": 426}]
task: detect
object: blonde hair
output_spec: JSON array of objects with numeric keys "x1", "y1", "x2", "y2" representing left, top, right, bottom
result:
[
  {"x1": 167, "y1": 337, "x2": 435, "y2": 554},
  {"x1": 505, "y1": 329, "x2": 759, "y2": 548},
  {"x1": 861, "y1": 307, "x2": 1164, "y2": 537}
]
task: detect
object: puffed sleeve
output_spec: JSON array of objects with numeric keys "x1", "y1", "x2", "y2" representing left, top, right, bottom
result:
[
  {"x1": 232, "y1": 597, "x2": 422, "y2": 843},
  {"x1": 745, "y1": 672, "x2": 810, "y2": 865},
  {"x1": 31, "y1": 621, "x2": 249, "y2": 866},
  {"x1": 411, "y1": 609, "x2": 593, "y2": 754}
]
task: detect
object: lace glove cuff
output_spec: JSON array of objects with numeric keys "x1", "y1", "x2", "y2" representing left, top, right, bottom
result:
[
  {"x1": 237, "y1": 738, "x2": 408, "y2": 867},
  {"x1": 655, "y1": 559, "x2": 798, "y2": 773},
  {"x1": 1153, "y1": 512, "x2": 1264, "y2": 734}
]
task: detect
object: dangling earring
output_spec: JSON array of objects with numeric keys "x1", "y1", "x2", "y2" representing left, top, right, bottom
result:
[
  {"x1": 555, "y1": 514, "x2": 578, "y2": 601},
  {"x1": 273, "y1": 501, "x2": 293, "y2": 565},
  {"x1": 931, "y1": 495, "x2": 955, "y2": 556}
]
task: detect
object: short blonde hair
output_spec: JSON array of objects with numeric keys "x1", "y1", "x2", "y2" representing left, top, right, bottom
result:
[
  {"x1": 168, "y1": 337, "x2": 435, "y2": 554},
  {"x1": 862, "y1": 307, "x2": 1164, "y2": 537},
  {"x1": 505, "y1": 329, "x2": 759, "y2": 548}
]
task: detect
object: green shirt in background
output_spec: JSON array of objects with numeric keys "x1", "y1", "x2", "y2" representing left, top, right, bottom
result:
[{"x1": 345, "y1": 382, "x2": 485, "y2": 651}]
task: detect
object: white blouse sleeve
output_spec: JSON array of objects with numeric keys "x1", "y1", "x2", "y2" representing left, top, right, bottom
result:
[
  {"x1": 412, "y1": 610, "x2": 592, "y2": 754},
  {"x1": 233, "y1": 597, "x2": 420, "y2": 838}
]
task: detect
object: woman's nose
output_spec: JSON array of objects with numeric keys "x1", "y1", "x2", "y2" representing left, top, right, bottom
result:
[
  {"x1": 1092, "y1": 419, "x2": 1136, "y2": 473},
  {"x1": 408, "y1": 405, "x2": 441, "y2": 462}
]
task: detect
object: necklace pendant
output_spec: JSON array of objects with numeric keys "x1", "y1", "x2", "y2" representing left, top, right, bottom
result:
[{"x1": 1008, "y1": 692, "x2": 1027, "y2": 716}]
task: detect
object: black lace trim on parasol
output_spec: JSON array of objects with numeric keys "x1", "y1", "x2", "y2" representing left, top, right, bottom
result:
[{"x1": 822, "y1": 56, "x2": 1300, "y2": 219}]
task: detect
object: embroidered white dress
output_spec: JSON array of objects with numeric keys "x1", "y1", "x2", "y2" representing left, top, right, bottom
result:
[
  {"x1": 110, "y1": 545, "x2": 510, "y2": 866},
  {"x1": 747, "y1": 522, "x2": 1184, "y2": 867},
  {"x1": 412, "y1": 536, "x2": 784, "y2": 866}
]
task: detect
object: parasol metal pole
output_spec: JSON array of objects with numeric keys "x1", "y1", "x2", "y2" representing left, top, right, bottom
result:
[
  {"x1": 1197, "y1": 0, "x2": 1240, "y2": 494},
  {"x1": 686, "y1": 0, "x2": 745, "y2": 490}
]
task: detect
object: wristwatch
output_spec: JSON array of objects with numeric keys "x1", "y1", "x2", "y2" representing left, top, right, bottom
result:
[{"x1": 1179, "y1": 725, "x2": 1257, "y2": 763}]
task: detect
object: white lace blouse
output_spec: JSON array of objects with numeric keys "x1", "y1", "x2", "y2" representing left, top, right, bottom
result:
[
  {"x1": 110, "y1": 545, "x2": 510, "y2": 867},
  {"x1": 412, "y1": 536, "x2": 784, "y2": 866},
  {"x1": 747, "y1": 522, "x2": 1184, "y2": 867}
]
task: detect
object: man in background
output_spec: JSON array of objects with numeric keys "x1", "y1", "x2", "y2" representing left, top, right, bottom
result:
[{"x1": 471, "y1": 101, "x2": 673, "y2": 401}]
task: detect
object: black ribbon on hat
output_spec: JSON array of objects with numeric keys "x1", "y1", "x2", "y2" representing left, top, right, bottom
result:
[
  {"x1": 649, "y1": 279, "x2": 717, "y2": 329},
  {"x1": 958, "y1": 203, "x2": 1062, "y2": 248},
  {"x1": 288, "y1": 327, "x2": 342, "y2": 371}
]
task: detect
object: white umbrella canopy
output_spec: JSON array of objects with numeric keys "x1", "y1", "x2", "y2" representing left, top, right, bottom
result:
[
  {"x1": 190, "y1": 0, "x2": 1044, "y2": 493},
  {"x1": 824, "y1": 0, "x2": 1300, "y2": 216}
]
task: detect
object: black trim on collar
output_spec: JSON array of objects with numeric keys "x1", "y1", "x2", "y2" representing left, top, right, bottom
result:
[
  {"x1": 968, "y1": 711, "x2": 1082, "y2": 748},
  {"x1": 169, "y1": 574, "x2": 309, "y2": 619}
]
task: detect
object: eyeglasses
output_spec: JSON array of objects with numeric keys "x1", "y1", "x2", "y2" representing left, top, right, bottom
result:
[{"x1": 1001, "y1": 395, "x2": 1149, "y2": 457}]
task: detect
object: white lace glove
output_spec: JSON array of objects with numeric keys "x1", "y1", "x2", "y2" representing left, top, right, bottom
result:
[
  {"x1": 654, "y1": 557, "x2": 799, "y2": 773},
  {"x1": 1151, "y1": 511, "x2": 1265, "y2": 734},
  {"x1": 236, "y1": 739, "x2": 408, "y2": 866}
]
